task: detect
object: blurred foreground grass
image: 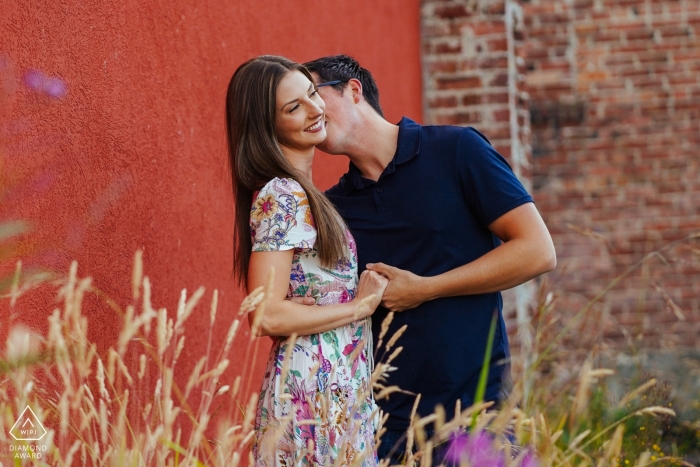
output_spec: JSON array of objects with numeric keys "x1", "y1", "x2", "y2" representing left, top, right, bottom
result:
[{"x1": 0, "y1": 246, "x2": 698, "y2": 466}]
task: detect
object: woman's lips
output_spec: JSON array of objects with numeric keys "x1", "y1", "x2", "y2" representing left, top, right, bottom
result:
[{"x1": 304, "y1": 119, "x2": 324, "y2": 132}]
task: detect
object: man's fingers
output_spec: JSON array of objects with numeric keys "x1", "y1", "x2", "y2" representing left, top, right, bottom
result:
[
  {"x1": 366, "y1": 262, "x2": 395, "y2": 278},
  {"x1": 288, "y1": 296, "x2": 315, "y2": 306}
]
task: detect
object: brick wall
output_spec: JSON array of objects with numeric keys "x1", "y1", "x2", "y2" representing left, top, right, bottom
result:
[
  {"x1": 421, "y1": 0, "x2": 536, "y2": 333},
  {"x1": 421, "y1": 0, "x2": 530, "y2": 178},
  {"x1": 525, "y1": 0, "x2": 700, "y2": 349},
  {"x1": 421, "y1": 0, "x2": 700, "y2": 350}
]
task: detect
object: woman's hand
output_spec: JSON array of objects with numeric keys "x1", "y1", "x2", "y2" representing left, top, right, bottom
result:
[
  {"x1": 353, "y1": 270, "x2": 389, "y2": 317},
  {"x1": 287, "y1": 271, "x2": 387, "y2": 317},
  {"x1": 365, "y1": 263, "x2": 430, "y2": 312},
  {"x1": 249, "y1": 251, "x2": 389, "y2": 336}
]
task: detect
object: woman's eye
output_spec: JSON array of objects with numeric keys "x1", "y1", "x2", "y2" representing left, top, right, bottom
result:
[
  {"x1": 310, "y1": 90, "x2": 319, "y2": 96},
  {"x1": 289, "y1": 104, "x2": 300, "y2": 113}
]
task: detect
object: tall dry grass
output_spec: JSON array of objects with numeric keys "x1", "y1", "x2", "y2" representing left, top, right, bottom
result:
[
  {"x1": 0, "y1": 247, "x2": 698, "y2": 466},
  {"x1": 0, "y1": 251, "x2": 403, "y2": 466}
]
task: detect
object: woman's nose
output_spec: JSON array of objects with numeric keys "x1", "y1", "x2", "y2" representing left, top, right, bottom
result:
[{"x1": 309, "y1": 100, "x2": 324, "y2": 118}]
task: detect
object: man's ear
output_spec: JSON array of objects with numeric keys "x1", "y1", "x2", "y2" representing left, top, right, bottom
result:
[{"x1": 347, "y1": 78, "x2": 363, "y2": 104}]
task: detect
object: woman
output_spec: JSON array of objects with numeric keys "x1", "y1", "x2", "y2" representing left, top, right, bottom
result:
[{"x1": 225, "y1": 55, "x2": 388, "y2": 466}]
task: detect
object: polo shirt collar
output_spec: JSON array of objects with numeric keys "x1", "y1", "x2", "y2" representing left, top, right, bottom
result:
[{"x1": 337, "y1": 116, "x2": 421, "y2": 195}]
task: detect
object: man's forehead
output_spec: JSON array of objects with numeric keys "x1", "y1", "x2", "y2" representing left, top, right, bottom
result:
[{"x1": 309, "y1": 72, "x2": 321, "y2": 84}]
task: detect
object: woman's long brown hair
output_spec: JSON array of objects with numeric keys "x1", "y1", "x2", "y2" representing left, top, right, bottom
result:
[{"x1": 226, "y1": 55, "x2": 348, "y2": 288}]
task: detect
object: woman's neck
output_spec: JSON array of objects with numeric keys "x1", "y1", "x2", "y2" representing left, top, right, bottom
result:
[{"x1": 280, "y1": 145, "x2": 315, "y2": 180}]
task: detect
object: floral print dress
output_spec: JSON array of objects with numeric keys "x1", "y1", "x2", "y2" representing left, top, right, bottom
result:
[{"x1": 250, "y1": 177, "x2": 377, "y2": 467}]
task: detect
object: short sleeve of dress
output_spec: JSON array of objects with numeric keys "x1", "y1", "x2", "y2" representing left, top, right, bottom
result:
[{"x1": 250, "y1": 177, "x2": 317, "y2": 252}]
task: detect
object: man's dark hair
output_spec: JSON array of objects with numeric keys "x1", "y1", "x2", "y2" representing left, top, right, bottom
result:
[{"x1": 304, "y1": 55, "x2": 384, "y2": 117}]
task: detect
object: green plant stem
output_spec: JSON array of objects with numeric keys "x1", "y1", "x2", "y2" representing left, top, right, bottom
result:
[{"x1": 470, "y1": 311, "x2": 498, "y2": 432}]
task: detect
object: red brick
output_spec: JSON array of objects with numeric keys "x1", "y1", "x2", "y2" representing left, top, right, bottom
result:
[
  {"x1": 625, "y1": 28, "x2": 655, "y2": 41},
  {"x1": 484, "y1": 126, "x2": 513, "y2": 140},
  {"x1": 434, "y1": 75, "x2": 483, "y2": 90},
  {"x1": 470, "y1": 21, "x2": 506, "y2": 36},
  {"x1": 484, "y1": 92, "x2": 509, "y2": 104},
  {"x1": 490, "y1": 73, "x2": 508, "y2": 87},
  {"x1": 433, "y1": 4, "x2": 472, "y2": 19},
  {"x1": 435, "y1": 111, "x2": 482, "y2": 125},
  {"x1": 428, "y1": 95, "x2": 459, "y2": 108},
  {"x1": 461, "y1": 94, "x2": 483, "y2": 106},
  {"x1": 481, "y1": 1, "x2": 506, "y2": 16},
  {"x1": 477, "y1": 56, "x2": 508, "y2": 69},
  {"x1": 493, "y1": 108, "x2": 511, "y2": 122},
  {"x1": 637, "y1": 52, "x2": 669, "y2": 64},
  {"x1": 594, "y1": 30, "x2": 622, "y2": 42},
  {"x1": 493, "y1": 145, "x2": 511, "y2": 158},
  {"x1": 538, "y1": 12, "x2": 570, "y2": 25},
  {"x1": 574, "y1": 0, "x2": 595, "y2": 11},
  {"x1": 433, "y1": 42, "x2": 462, "y2": 54},
  {"x1": 427, "y1": 59, "x2": 459, "y2": 73},
  {"x1": 620, "y1": 67, "x2": 650, "y2": 77},
  {"x1": 487, "y1": 38, "x2": 508, "y2": 52}
]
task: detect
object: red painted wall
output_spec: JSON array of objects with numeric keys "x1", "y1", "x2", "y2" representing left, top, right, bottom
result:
[{"x1": 1, "y1": 0, "x2": 422, "y2": 423}]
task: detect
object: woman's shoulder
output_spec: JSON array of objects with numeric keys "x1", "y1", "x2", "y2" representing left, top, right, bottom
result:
[
  {"x1": 258, "y1": 177, "x2": 307, "y2": 199},
  {"x1": 252, "y1": 177, "x2": 313, "y2": 229},
  {"x1": 250, "y1": 177, "x2": 316, "y2": 249}
]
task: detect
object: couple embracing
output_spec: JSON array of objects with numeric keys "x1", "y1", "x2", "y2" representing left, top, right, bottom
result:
[{"x1": 225, "y1": 55, "x2": 556, "y2": 466}]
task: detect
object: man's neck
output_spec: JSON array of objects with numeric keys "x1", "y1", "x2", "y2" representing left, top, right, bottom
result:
[{"x1": 345, "y1": 114, "x2": 400, "y2": 182}]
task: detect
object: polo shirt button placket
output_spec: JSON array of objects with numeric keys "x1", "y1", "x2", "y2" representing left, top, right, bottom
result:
[{"x1": 374, "y1": 185, "x2": 389, "y2": 218}]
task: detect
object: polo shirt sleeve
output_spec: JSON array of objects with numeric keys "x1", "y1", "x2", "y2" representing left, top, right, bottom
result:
[
  {"x1": 250, "y1": 178, "x2": 317, "y2": 252},
  {"x1": 456, "y1": 127, "x2": 534, "y2": 227}
]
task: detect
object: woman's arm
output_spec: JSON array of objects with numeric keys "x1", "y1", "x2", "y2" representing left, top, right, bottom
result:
[{"x1": 247, "y1": 250, "x2": 388, "y2": 337}]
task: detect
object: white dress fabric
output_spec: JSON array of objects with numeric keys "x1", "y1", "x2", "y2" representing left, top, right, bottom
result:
[{"x1": 250, "y1": 177, "x2": 377, "y2": 467}]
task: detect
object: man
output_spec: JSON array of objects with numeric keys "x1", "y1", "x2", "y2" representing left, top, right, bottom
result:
[{"x1": 303, "y1": 55, "x2": 556, "y2": 464}]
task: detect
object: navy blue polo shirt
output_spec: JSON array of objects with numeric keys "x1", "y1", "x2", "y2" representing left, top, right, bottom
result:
[{"x1": 326, "y1": 117, "x2": 533, "y2": 430}]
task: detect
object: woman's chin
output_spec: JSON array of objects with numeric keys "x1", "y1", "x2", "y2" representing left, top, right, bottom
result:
[{"x1": 308, "y1": 129, "x2": 327, "y2": 147}]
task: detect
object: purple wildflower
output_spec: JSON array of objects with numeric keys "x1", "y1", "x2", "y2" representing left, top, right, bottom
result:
[
  {"x1": 520, "y1": 451, "x2": 539, "y2": 467},
  {"x1": 23, "y1": 69, "x2": 67, "y2": 98},
  {"x1": 445, "y1": 431, "x2": 505, "y2": 467},
  {"x1": 43, "y1": 77, "x2": 67, "y2": 98},
  {"x1": 23, "y1": 69, "x2": 44, "y2": 90}
]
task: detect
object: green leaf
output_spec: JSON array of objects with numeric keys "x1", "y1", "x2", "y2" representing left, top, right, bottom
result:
[
  {"x1": 161, "y1": 439, "x2": 207, "y2": 467},
  {"x1": 471, "y1": 311, "x2": 498, "y2": 432},
  {"x1": 0, "y1": 220, "x2": 31, "y2": 242}
]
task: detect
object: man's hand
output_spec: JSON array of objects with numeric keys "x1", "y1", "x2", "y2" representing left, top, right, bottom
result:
[
  {"x1": 365, "y1": 263, "x2": 431, "y2": 312},
  {"x1": 288, "y1": 297, "x2": 316, "y2": 305}
]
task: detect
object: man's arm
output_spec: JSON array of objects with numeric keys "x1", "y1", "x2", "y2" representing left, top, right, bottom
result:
[{"x1": 366, "y1": 202, "x2": 556, "y2": 312}]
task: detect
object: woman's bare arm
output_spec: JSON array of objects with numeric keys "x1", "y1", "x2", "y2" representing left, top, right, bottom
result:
[{"x1": 247, "y1": 250, "x2": 388, "y2": 336}]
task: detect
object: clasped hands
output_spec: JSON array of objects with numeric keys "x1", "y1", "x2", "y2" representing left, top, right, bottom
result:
[{"x1": 291, "y1": 263, "x2": 429, "y2": 312}]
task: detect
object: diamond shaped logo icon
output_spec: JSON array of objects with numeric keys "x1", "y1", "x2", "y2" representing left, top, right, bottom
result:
[{"x1": 10, "y1": 406, "x2": 47, "y2": 441}]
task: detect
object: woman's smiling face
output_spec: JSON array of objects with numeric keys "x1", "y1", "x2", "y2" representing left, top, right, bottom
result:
[{"x1": 275, "y1": 70, "x2": 326, "y2": 153}]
